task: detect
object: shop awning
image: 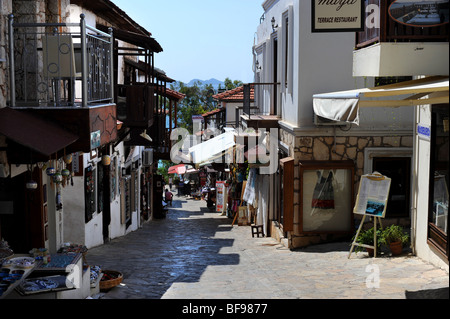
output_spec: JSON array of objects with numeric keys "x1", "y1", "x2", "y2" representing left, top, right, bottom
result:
[
  {"x1": 313, "y1": 76, "x2": 449, "y2": 125},
  {"x1": 189, "y1": 131, "x2": 235, "y2": 165},
  {"x1": 168, "y1": 164, "x2": 186, "y2": 175},
  {"x1": 0, "y1": 107, "x2": 78, "y2": 156},
  {"x1": 185, "y1": 168, "x2": 198, "y2": 174}
]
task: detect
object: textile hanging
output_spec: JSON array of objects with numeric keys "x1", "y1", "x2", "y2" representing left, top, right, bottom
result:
[{"x1": 311, "y1": 170, "x2": 335, "y2": 210}]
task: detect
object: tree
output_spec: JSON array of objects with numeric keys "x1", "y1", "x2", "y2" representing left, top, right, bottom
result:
[
  {"x1": 170, "y1": 81, "x2": 215, "y2": 133},
  {"x1": 157, "y1": 160, "x2": 171, "y2": 183},
  {"x1": 221, "y1": 78, "x2": 243, "y2": 91},
  {"x1": 170, "y1": 78, "x2": 243, "y2": 133}
]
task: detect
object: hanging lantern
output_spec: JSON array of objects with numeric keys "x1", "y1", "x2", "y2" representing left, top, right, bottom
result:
[
  {"x1": 61, "y1": 169, "x2": 71, "y2": 177},
  {"x1": 102, "y1": 155, "x2": 111, "y2": 166},
  {"x1": 46, "y1": 167, "x2": 56, "y2": 176},
  {"x1": 64, "y1": 154, "x2": 73, "y2": 164},
  {"x1": 53, "y1": 171, "x2": 63, "y2": 184},
  {"x1": 26, "y1": 180, "x2": 38, "y2": 190}
]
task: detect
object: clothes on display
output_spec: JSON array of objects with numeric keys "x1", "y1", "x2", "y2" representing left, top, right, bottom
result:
[{"x1": 311, "y1": 170, "x2": 335, "y2": 210}]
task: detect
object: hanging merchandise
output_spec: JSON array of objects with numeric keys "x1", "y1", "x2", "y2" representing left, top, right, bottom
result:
[
  {"x1": 56, "y1": 189, "x2": 62, "y2": 210},
  {"x1": 53, "y1": 170, "x2": 63, "y2": 184},
  {"x1": 26, "y1": 164, "x2": 38, "y2": 190},
  {"x1": 64, "y1": 153, "x2": 72, "y2": 165},
  {"x1": 311, "y1": 170, "x2": 335, "y2": 210},
  {"x1": 102, "y1": 155, "x2": 111, "y2": 166},
  {"x1": 46, "y1": 166, "x2": 56, "y2": 176}
]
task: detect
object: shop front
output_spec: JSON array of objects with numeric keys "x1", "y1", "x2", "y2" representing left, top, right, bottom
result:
[{"x1": 312, "y1": 76, "x2": 449, "y2": 268}]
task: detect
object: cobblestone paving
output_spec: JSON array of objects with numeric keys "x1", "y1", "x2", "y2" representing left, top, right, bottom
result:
[{"x1": 86, "y1": 194, "x2": 449, "y2": 299}]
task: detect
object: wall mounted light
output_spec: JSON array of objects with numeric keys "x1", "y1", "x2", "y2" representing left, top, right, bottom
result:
[
  {"x1": 271, "y1": 17, "x2": 278, "y2": 31},
  {"x1": 255, "y1": 60, "x2": 262, "y2": 71}
]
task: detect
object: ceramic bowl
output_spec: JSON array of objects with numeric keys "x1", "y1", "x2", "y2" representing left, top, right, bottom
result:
[
  {"x1": 11, "y1": 269, "x2": 24, "y2": 275},
  {"x1": 11, "y1": 273, "x2": 23, "y2": 280},
  {"x1": 0, "y1": 282, "x2": 10, "y2": 290},
  {"x1": 2, "y1": 276, "x2": 16, "y2": 284}
]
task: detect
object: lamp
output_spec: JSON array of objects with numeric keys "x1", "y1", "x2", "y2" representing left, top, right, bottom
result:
[
  {"x1": 271, "y1": 17, "x2": 278, "y2": 31},
  {"x1": 255, "y1": 60, "x2": 262, "y2": 70},
  {"x1": 140, "y1": 129, "x2": 153, "y2": 142}
]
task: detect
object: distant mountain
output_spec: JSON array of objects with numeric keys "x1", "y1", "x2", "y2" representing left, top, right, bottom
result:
[{"x1": 187, "y1": 78, "x2": 224, "y2": 89}]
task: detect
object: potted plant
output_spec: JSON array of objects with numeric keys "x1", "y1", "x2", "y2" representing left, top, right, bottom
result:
[
  {"x1": 353, "y1": 227, "x2": 382, "y2": 257},
  {"x1": 380, "y1": 224, "x2": 409, "y2": 256}
]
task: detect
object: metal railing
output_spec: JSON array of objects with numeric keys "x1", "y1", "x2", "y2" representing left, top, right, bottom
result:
[{"x1": 8, "y1": 14, "x2": 114, "y2": 108}]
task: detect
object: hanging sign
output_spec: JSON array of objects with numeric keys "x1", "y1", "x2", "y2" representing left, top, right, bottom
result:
[
  {"x1": 388, "y1": 0, "x2": 449, "y2": 28},
  {"x1": 353, "y1": 172, "x2": 391, "y2": 218},
  {"x1": 312, "y1": 0, "x2": 365, "y2": 32}
]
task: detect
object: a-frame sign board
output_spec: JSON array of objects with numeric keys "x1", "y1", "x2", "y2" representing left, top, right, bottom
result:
[{"x1": 349, "y1": 172, "x2": 391, "y2": 258}]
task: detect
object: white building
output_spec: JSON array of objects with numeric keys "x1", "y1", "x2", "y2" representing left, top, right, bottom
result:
[{"x1": 248, "y1": 0, "x2": 447, "y2": 268}]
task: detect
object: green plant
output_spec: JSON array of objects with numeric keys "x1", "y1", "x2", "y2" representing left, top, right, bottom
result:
[
  {"x1": 380, "y1": 225, "x2": 409, "y2": 246},
  {"x1": 353, "y1": 227, "x2": 382, "y2": 252}
]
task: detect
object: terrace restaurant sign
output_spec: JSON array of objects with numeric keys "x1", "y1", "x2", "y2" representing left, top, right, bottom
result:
[{"x1": 312, "y1": 0, "x2": 365, "y2": 32}]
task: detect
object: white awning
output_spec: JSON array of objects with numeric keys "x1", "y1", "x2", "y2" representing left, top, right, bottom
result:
[
  {"x1": 313, "y1": 76, "x2": 449, "y2": 125},
  {"x1": 189, "y1": 131, "x2": 236, "y2": 165}
]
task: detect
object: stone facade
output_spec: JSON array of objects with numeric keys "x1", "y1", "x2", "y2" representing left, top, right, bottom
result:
[{"x1": 279, "y1": 128, "x2": 413, "y2": 248}]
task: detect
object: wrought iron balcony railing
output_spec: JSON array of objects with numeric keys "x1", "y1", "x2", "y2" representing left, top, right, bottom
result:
[{"x1": 8, "y1": 14, "x2": 114, "y2": 108}]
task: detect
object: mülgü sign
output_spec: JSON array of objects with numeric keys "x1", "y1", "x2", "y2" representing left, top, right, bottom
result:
[{"x1": 312, "y1": 0, "x2": 364, "y2": 32}]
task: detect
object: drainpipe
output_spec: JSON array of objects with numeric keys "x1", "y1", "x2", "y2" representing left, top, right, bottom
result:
[
  {"x1": 8, "y1": 14, "x2": 15, "y2": 108},
  {"x1": 109, "y1": 27, "x2": 114, "y2": 103},
  {"x1": 80, "y1": 14, "x2": 88, "y2": 107}
]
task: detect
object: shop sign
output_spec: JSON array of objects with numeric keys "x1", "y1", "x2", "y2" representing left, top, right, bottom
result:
[
  {"x1": 417, "y1": 123, "x2": 431, "y2": 140},
  {"x1": 216, "y1": 181, "x2": 226, "y2": 213},
  {"x1": 312, "y1": 0, "x2": 365, "y2": 32},
  {"x1": 90, "y1": 130, "x2": 101, "y2": 149}
]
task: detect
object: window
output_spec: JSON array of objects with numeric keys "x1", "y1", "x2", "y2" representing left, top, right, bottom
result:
[
  {"x1": 272, "y1": 35, "x2": 278, "y2": 116},
  {"x1": 428, "y1": 104, "x2": 449, "y2": 258},
  {"x1": 284, "y1": 15, "x2": 289, "y2": 89}
]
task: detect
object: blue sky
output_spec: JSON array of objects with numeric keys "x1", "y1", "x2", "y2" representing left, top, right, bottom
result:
[{"x1": 110, "y1": 0, "x2": 264, "y2": 84}]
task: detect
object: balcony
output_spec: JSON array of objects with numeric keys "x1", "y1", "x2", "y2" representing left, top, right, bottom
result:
[
  {"x1": 7, "y1": 14, "x2": 117, "y2": 154},
  {"x1": 353, "y1": 0, "x2": 449, "y2": 77}
]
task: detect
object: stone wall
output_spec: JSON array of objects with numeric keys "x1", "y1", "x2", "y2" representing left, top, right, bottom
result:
[
  {"x1": 1, "y1": 0, "x2": 12, "y2": 108},
  {"x1": 279, "y1": 128, "x2": 413, "y2": 248}
]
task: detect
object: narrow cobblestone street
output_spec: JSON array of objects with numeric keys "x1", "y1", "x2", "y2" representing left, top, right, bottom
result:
[{"x1": 86, "y1": 194, "x2": 449, "y2": 300}]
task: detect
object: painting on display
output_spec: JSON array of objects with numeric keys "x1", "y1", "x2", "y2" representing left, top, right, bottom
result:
[{"x1": 353, "y1": 173, "x2": 391, "y2": 218}]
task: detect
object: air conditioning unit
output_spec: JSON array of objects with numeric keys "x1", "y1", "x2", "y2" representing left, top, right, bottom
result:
[
  {"x1": 142, "y1": 148, "x2": 153, "y2": 167},
  {"x1": 314, "y1": 114, "x2": 348, "y2": 126}
]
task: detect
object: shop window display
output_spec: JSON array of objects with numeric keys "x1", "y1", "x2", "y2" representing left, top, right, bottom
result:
[{"x1": 428, "y1": 105, "x2": 449, "y2": 257}]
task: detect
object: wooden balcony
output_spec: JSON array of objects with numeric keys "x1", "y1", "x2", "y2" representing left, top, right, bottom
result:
[{"x1": 116, "y1": 84, "x2": 184, "y2": 159}]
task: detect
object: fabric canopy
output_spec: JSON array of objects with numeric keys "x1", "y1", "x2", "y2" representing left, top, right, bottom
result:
[
  {"x1": 313, "y1": 76, "x2": 449, "y2": 125},
  {"x1": 168, "y1": 164, "x2": 186, "y2": 175},
  {"x1": 0, "y1": 107, "x2": 78, "y2": 156},
  {"x1": 189, "y1": 131, "x2": 235, "y2": 165}
]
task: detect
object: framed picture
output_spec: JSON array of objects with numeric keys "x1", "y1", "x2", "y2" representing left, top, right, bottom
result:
[{"x1": 300, "y1": 160, "x2": 355, "y2": 233}]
